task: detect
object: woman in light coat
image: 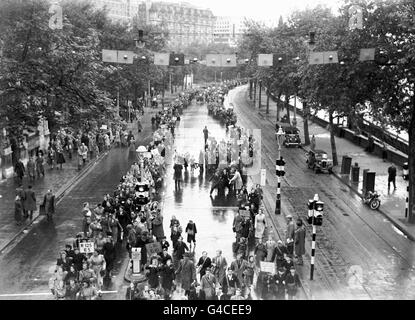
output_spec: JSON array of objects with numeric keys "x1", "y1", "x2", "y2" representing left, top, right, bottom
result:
[
  {"x1": 254, "y1": 208, "x2": 267, "y2": 242},
  {"x1": 229, "y1": 169, "x2": 243, "y2": 194}
]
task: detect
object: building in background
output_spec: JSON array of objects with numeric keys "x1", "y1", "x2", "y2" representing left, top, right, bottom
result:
[
  {"x1": 213, "y1": 16, "x2": 248, "y2": 47},
  {"x1": 89, "y1": 0, "x2": 141, "y2": 23},
  {"x1": 137, "y1": 1, "x2": 215, "y2": 49}
]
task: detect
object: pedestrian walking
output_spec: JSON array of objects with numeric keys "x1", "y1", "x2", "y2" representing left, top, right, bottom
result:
[
  {"x1": 294, "y1": 218, "x2": 306, "y2": 265},
  {"x1": 388, "y1": 164, "x2": 397, "y2": 190},
  {"x1": 56, "y1": 143, "x2": 66, "y2": 170},
  {"x1": 212, "y1": 250, "x2": 227, "y2": 285},
  {"x1": 47, "y1": 146, "x2": 56, "y2": 169},
  {"x1": 176, "y1": 252, "x2": 197, "y2": 297},
  {"x1": 272, "y1": 267, "x2": 287, "y2": 300},
  {"x1": 14, "y1": 194, "x2": 24, "y2": 226},
  {"x1": 310, "y1": 135, "x2": 316, "y2": 151},
  {"x1": 160, "y1": 259, "x2": 175, "y2": 297},
  {"x1": 254, "y1": 208, "x2": 267, "y2": 243},
  {"x1": 196, "y1": 251, "x2": 212, "y2": 279},
  {"x1": 221, "y1": 268, "x2": 240, "y2": 297},
  {"x1": 265, "y1": 235, "x2": 277, "y2": 262},
  {"x1": 200, "y1": 267, "x2": 217, "y2": 300},
  {"x1": 271, "y1": 240, "x2": 289, "y2": 269},
  {"x1": 203, "y1": 126, "x2": 209, "y2": 145},
  {"x1": 185, "y1": 220, "x2": 197, "y2": 252},
  {"x1": 173, "y1": 236, "x2": 189, "y2": 269},
  {"x1": 285, "y1": 266, "x2": 301, "y2": 300},
  {"x1": 42, "y1": 189, "x2": 56, "y2": 222},
  {"x1": 173, "y1": 162, "x2": 183, "y2": 190},
  {"x1": 230, "y1": 253, "x2": 248, "y2": 286},
  {"x1": 78, "y1": 143, "x2": 88, "y2": 170},
  {"x1": 36, "y1": 153, "x2": 45, "y2": 178},
  {"x1": 229, "y1": 168, "x2": 243, "y2": 194},
  {"x1": 254, "y1": 238, "x2": 267, "y2": 267},
  {"x1": 151, "y1": 209, "x2": 164, "y2": 241},
  {"x1": 14, "y1": 158, "x2": 25, "y2": 186},
  {"x1": 27, "y1": 157, "x2": 36, "y2": 182},
  {"x1": 23, "y1": 185, "x2": 37, "y2": 220},
  {"x1": 285, "y1": 215, "x2": 295, "y2": 256}
]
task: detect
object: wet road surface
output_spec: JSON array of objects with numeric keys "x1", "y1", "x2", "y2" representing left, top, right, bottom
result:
[{"x1": 2, "y1": 86, "x2": 415, "y2": 300}]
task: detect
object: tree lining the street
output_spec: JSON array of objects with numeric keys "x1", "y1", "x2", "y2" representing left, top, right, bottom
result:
[
  {"x1": 0, "y1": 0, "x2": 169, "y2": 150},
  {"x1": 237, "y1": 0, "x2": 415, "y2": 221}
]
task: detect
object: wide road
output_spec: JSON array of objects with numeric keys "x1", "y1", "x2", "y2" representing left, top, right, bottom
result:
[{"x1": 229, "y1": 85, "x2": 415, "y2": 299}]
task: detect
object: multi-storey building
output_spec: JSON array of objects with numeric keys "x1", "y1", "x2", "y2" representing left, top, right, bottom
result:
[
  {"x1": 137, "y1": 1, "x2": 216, "y2": 49},
  {"x1": 89, "y1": 0, "x2": 141, "y2": 23},
  {"x1": 213, "y1": 16, "x2": 248, "y2": 47}
]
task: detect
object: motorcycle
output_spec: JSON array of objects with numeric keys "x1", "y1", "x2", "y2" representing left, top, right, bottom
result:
[{"x1": 363, "y1": 191, "x2": 381, "y2": 210}]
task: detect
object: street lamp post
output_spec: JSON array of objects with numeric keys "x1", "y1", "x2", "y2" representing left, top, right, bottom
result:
[
  {"x1": 275, "y1": 127, "x2": 285, "y2": 214},
  {"x1": 292, "y1": 56, "x2": 300, "y2": 128}
]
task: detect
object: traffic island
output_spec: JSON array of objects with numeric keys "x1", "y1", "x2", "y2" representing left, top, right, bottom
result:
[{"x1": 124, "y1": 259, "x2": 147, "y2": 283}]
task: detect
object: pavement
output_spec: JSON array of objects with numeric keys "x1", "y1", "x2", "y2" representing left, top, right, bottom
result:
[
  {"x1": 251, "y1": 88, "x2": 415, "y2": 242},
  {"x1": 0, "y1": 143, "x2": 110, "y2": 253}
]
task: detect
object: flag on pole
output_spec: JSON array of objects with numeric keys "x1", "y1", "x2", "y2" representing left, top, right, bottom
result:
[
  {"x1": 258, "y1": 54, "x2": 273, "y2": 66},
  {"x1": 102, "y1": 49, "x2": 118, "y2": 63},
  {"x1": 117, "y1": 50, "x2": 134, "y2": 64},
  {"x1": 309, "y1": 52, "x2": 324, "y2": 65},
  {"x1": 323, "y1": 51, "x2": 339, "y2": 64},
  {"x1": 221, "y1": 54, "x2": 237, "y2": 67},
  {"x1": 206, "y1": 54, "x2": 221, "y2": 67},
  {"x1": 154, "y1": 52, "x2": 169, "y2": 65},
  {"x1": 359, "y1": 48, "x2": 375, "y2": 61}
]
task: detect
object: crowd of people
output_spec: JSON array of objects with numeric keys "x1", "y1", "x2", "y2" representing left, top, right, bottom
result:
[
  {"x1": 46, "y1": 90, "x2": 194, "y2": 300},
  {"x1": 13, "y1": 122, "x2": 139, "y2": 226},
  {"x1": 205, "y1": 85, "x2": 237, "y2": 128},
  {"x1": 45, "y1": 80, "x2": 306, "y2": 301}
]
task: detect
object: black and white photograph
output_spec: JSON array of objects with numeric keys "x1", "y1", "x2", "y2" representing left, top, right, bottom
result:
[{"x1": 0, "y1": 0, "x2": 414, "y2": 309}]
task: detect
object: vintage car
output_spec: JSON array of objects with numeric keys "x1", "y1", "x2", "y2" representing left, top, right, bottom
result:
[
  {"x1": 306, "y1": 149, "x2": 333, "y2": 173},
  {"x1": 275, "y1": 123, "x2": 302, "y2": 147}
]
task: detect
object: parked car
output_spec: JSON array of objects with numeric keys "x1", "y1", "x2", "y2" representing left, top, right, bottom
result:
[
  {"x1": 306, "y1": 149, "x2": 333, "y2": 173},
  {"x1": 275, "y1": 122, "x2": 302, "y2": 147}
]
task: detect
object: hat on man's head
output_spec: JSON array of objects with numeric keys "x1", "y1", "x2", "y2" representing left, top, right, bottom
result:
[{"x1": 286, "y1": 214, "x2": 293, "y2": 219}]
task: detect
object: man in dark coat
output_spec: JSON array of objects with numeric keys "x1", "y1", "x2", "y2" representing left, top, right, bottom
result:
[
  {"x1": 151, "y1": 210, "x2": 164, "y2": 241},
  {"x1": 160, "y1": 259, "x2": 175, "y2": 296},
  {"x1": 196, "y1": 251, "x2": 212, "y2": 279},
  {"x1": 212, "y1": 249, "x2": 227, "y2": 285},
  {"x1": 103, "y1": 237, "x2": 116, "y2": 278},
  {"x1": 271, "y1": 240, "x2": 289, "y2": 269},
  {"x1": 294, "y1": 219, "x2": 306, "y2": 265},
  {"x1": 23, "y1": 185, "x2": 37, "y2": 220},
  {"x1": 173, "y1": 236, "x2": 189, "y2": 265},
  {"x1": 272, "y1": 267, "x2": 287, "y2": 300},
  {"x1": 388, "y1": 164, "x2": 397, "y2": 190},
  {"x1": 159, "y1": 248, "x2": 172, "y2": 265},
  {"x1": 176, "y1": 252, "x2": 196, "y2": 296},
  {"x1": 42, "y1": 189, "x2": 55, "y2": 222},
  {"x1": 173, "y1": 163, "x2": 183, "y2": 190},
  {"x1": 200, "y1": 267, "x2": 217, "y2": 300},
  {"x1": 14, "y1": 159, "x2": 25, "y2": 186},
  {"x1": 220, "y1": 268, "x2": 239, "y2": 296}
]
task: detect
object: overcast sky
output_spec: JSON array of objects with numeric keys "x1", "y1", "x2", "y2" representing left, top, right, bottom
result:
[{"x1": 172, "y1": 0, "x2": 342, "y2": 21}]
